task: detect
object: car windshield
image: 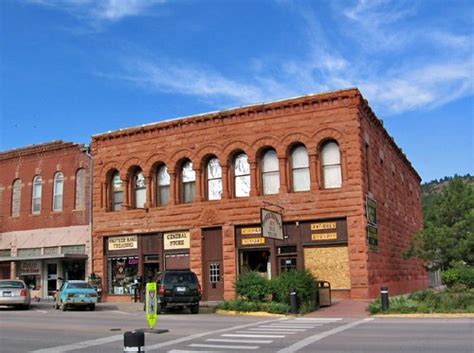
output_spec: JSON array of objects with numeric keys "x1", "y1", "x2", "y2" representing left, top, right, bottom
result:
[
  {"x1": 164, "y1": 273, "x2": 196, "y2": 284},
  {"x1": 67, "y1": 282, "x2": 93, "y2": 289},
  {"x1": 0, "y1": 281, "x2": 24, "y2": 289}
]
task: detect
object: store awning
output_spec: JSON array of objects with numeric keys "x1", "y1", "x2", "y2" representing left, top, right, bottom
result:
[{"x1": 0, "y1": 254, "x2": 88, "y2": 263}]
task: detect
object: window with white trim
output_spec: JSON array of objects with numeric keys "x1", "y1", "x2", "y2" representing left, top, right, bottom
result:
[
  {"x1": 53, "y1": 172, "x2": 64, "y2": 211},
  {"x1": 111, "y1": 171, "x2": 123, "y2": 211},
  {"x1": 11, "y1": 179, "x2": 22, "y2": 217},
  {"x1": 291, "y1": 145, "x2": 310, "y2": 192},
  {"x1": 182, "y1": 161, "x2": 195, "y2": 203},
  {"x1": 32, "y1": 176, "x2": 42, "y2": 214},
  {"x1": 133, "y1": 170, "x2": 146, "y2": 208},
  {"x1": 157, "y1": 165, "x2": 170, "y2": 206},
  {"x1": 262, "y1": 149, "x2": 280, "y2": 195},
  {"x1": 321, "y1": 141, "x2": 342, "y2": 188},
  {"x1": 207, "y1": 157, "x2": 222, "y2": 200},
  {"x1": 234, "y1": 153, "x2": 250, "y2": 197}
]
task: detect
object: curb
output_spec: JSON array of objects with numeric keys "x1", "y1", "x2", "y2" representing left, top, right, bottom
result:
[{"x1": 373, "y1": 313, "x2": 474, "y2": 318}]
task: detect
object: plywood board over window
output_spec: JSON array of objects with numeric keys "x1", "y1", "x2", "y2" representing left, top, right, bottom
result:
[{"x1": 304, "y1": 246, "x2": 351, "y2": 289}]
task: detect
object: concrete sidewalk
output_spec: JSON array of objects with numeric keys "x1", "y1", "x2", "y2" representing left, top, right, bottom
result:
[{"x1": 305, "y1": 299, "x2": 370, "y2": 318}]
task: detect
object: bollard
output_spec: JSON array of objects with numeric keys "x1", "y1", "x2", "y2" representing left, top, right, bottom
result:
[
  {"x1": 381, "y1": 286, "x2": 389, "y2": 311},
  {"x1": 289, "y1": 289, "x2": 298, "y2": 314},
  {"x1": 124, "y1": 330, "x2": 145, "y2": 352}
]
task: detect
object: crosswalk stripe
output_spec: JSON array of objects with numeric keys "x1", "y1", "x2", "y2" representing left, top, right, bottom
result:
[
  {"x1": 253, "y1": 327, "x2": 306, "y2": 331},
  {"x1": 222, "y1": 333, "x2": 285, "y2": 338},
  {"x1": 189, "y1": 343, "x2": 259, "y2": 350},
  {"x1": 258, "y1": 325, "x2": 311, "y2": 329},
  {"x1": 207, "y1": 338, "x2": 273, "y2": 344},
  {"x1": 293, "y1": 318, "x2": 342, "y2": 322},
  {"x1": 238, "y1": 330, "x2": 297, "y2": 335}
]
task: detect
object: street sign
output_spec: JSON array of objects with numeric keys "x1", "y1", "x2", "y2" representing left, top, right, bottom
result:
[
  {"x1": 261, "y1": 208, "x2": 284, "y2": 240},
  {"x1": 146, "y1": 282, "x2": 157, "y2": 329}
]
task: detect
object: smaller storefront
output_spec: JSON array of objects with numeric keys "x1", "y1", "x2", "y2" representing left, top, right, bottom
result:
[
  {"x1": 105, "y1": 231, "x2": 191, "y2": 300},
  {"x1": 236, "y1": 218, "x2": 350, "y2": 296}
]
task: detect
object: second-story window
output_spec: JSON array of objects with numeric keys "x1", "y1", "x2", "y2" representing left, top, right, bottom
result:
[
  {"x1": 112, "y1": 171, "x2": 123, "y2": 211},
  {"x1": 262, "y1": 149, "x2": 280, "y2": 195},
  {"x1": 321, "y1": 141, "x2": 342, "y2": 189},
  {"x1": 291, "y1": 145, "x2": 310, "y2": 192},
  {"x1": 32, "y1": 176, "x2": 42, "y2": 214},
  {"x1": 75, "y1": 168, "x2": 86, "y2": 210},
  {"x1": 234, "y1": 153, "x2": 250, "y2": 197},
  {"x1": 11, "y1": 179, "x2": 22, "y2": 217},
  {"x1": 182, "y1": 161, "x2": 195, "y2": 204},
  {"x1": 157, "y1": 165, "x2": 170, "y2": 206},
  {"x1": 53, "y1": 172, "x2": 64, "y2": 211},
  {"x1": 133, "y1": 170, "x2": 146, "y2": 209},
  {"x1": 207, "y1": 157, "x2": 222, "y2": 200}
]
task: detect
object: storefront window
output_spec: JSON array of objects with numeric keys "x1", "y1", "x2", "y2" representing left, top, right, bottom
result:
[
  {"x1": 108, "y1": 256, "x2": 139, "y2": 295},
  {"x1": 22, "y1": 275, "x2": 40, "y2": 290},
  {"x1": 240, "y1": 250, "x2": 271, "y2": 279}
]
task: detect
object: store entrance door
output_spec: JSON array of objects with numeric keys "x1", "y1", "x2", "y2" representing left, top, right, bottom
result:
[
  {"x1": 202, "y1": 228, "x2": 223, "y2": 301},
  {"x1": 46, "y1": 263, "x2": 58, "y2": 298}
]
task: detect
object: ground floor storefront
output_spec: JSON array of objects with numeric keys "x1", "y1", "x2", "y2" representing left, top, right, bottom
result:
[{"x1": 97, "y1": 217, "x2": 357, "y2": 303}]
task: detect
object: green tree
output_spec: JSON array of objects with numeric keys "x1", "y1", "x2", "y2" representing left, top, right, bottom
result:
[{"x1": 406, "y1": 177, "x2": 474, "y2": 270}]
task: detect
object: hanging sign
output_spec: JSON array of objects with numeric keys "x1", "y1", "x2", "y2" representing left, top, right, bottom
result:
[
  {"x1": 146, "y1": 282, "x2": 158, "y2": 329},
  {"x1": 261, "y1": 208, "x2": 283, "y2": 240}
]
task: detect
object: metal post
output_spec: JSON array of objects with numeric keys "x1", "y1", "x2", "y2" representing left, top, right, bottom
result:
[
  {"x1": 124, "y1": 330, "x2": 145, "y2": 352},
  {"x1": 381, "y1": 286, "x2": 389, "y2": 311},
  {"x1": 289, "y1": 289, "x2": 298, "y2": 314}
]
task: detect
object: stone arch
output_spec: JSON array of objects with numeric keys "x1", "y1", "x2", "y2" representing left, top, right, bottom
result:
[
  {"x1": 312, "y1": 127, "x2": 344, "y2": 150},
  {"x1": 195, "y1": 144, "x2": 226, "y2": 169},
  {"x1": 144, "y1": 153, "x2": 169, "y2": 176},
  {"x1": 281, "y1": 132, "x2": 313, "y2": 156},
  {"x1": 222, "y1": 140, "x2": 250, "y2": 165},
  {"x1": 99, "y1": 161, "x2": 121, "y2": 179},
  {"x1": 121, "y1": 157, "x2": 144, "y2": 179},
  {"x1": 250, "y1": 135, "x2": 282, "y2": 159},
  {"x1": 169, "y1": 148, "x2": 196, "y2": 174}
]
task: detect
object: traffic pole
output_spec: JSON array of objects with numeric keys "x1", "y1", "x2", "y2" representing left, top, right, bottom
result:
[{"x1": 381, "y1": 287, "x2": 389, "y2": 311}]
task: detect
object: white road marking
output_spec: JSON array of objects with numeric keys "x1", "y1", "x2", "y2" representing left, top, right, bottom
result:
[
  {"x1": 34, "y1": 309, "x2": 47, "y2": 314},
  {"x1": 111, "y1": 310, "x2": 133, "y2": 315},
  {"x1": 261, "y1": 325, "x2": 315, "y2": 329},
  {"x1": 277, "y1": 318, "x2": 374, "y2": 353},
  {"x1": 250, "y1": 327, "x2": 306, "y2": 332},
  {"x1": 189, "y1": 343, "x2": 259, "y2": 349},
  {"x1": 146, "y1": 318, "x2": 286, "y2": 351},
  {"x1": 29, "y1": 334, "x2": 123, "y2": 353},
  {"x1": 169, "y1": 350, "x2": 219, "y2": 353},
  {"x1": 207, "y1": 338, "x2": 273, "y2": 344},
  {"x1": 293, "y1": 318, "x2": 342, "y2": 322},
  {"x1": 222, "y1": 333, "x2": 285, "y2": 338}
]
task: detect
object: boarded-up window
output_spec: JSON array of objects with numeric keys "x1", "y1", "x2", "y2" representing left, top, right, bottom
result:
[
  {"x1": 11, "y1": 179, "x2": 22, "y2": 217},
  {"x1": 304, "y1": 246, "x2": 350, "y2": 289},
  {"x1": 75, "y1": 168, "x2": 86, "y2": 210}
]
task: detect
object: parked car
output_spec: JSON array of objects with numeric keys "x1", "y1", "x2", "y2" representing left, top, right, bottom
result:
[
  {"x1": 54, "y1": 280, "x2": 98, "y2": 311},
  {"x1": 152, "y1": 270, "x2": 201, "y2": 314},
  {"x1": 0, "y1": 279, "x2": 31, "y2": 309}
]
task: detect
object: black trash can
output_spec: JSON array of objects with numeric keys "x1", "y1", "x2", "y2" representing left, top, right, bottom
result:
[{"x1": 318, "y1": 281, "x2": 331, "y2": 307}]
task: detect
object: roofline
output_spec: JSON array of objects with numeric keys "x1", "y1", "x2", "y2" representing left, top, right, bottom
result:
[
  {"x1": 0, "y1": 140, "x2": 85, "y2": 161},
  {"x1": 92, "y1": 88, "x2": 361, "y2": 139}
]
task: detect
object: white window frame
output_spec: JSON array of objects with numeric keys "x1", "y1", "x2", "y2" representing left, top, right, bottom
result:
[
  {"x1": 207, "y1": 157, "x2": 222, "y2": 201},
  {"x1": 321, "y1": 141, "x2": 342, "y2": 189},
  {"x1": 182, "y1": 161, "x2": 195, "y2": 204},
  {"x1": 32, "y1": 176, "x2": 42, "y2": 214},
  {"x1": 262, "y1": 149, "x2": 280, "y2": 195},
  {"x1": 291, "y1": 145, "x2": 310, "y2": 192},
  {"x1": 234, "y1": 153, "x2": 250, "y2": 197},
  {"x1": 52, "y1": 172, "x2": 64, "y2": 212},
  {"x1": 157, "y1": 165, "x2": 170, "y2": 206}
]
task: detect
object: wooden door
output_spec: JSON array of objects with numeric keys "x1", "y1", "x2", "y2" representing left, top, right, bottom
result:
[{"x1": 202, "y1": 227, "x2": 223, "y2": 301}]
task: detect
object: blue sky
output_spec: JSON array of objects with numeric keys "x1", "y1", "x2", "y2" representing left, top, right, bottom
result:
[{"x1": 0, "y1": 0, "x2": 472, "y2": 182}]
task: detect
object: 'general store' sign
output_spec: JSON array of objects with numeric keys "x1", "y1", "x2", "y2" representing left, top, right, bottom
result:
[
  {"x1": 21, "y1": 261, "x2": 40, "y2": 275},
  {"x1": 108, "y1": 235, "x2": 138, "y2": 251},
  {"x1": 164, "y1": 231, "x2": 190, "y2": 250}
]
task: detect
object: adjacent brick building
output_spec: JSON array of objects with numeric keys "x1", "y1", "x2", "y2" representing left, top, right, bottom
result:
[
  {"x1": 0, "y1": 141, "x2": 92, "y2": 299},
  {"x1": 90, "y1": 88, "x2": 428, "y2": 302}
]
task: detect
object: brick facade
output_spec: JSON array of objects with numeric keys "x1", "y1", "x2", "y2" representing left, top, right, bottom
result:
[
  {"x1": 0, "y1": 141, "x2": 92, "y2": 299},
  {"x1": 91, "y1": 88, "x2": 428, "y2": 301}
]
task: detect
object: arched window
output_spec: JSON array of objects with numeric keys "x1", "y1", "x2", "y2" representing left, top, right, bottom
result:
[
  {"x1": 133, "y1": 170, "x2": 146, "y2": 208},
  {"x1": 32, "y1": 176, "x2": 42, "y2": 214},
  {"x1": 291, "y1": 145, "x2": 310, "y2": 192},
  {"x1": 75, "y1": 168, "x2": 86, "y2": 210},
  {"x1": 262, "y1": 149, "x2": 280, "y2": 195},
  {"x1": 321, "y1": 141, "x2": 342, "y2": 189},
  {"x1": 111, "y1": 171, "x2": 123, "y2": 211},
  {"x1": 234, "y1": 153, "x2": 250, "y2": 197},
  {"x1": 157, "y1": 165, "x2": 170, "y2": 206},
  {"x1": 207, "y1": 157, "x2": 222, "y2": 200},
  {"x1": 53, "y1": 172, "x2": 64, "y2": 211},
  {"x1": 11, "y1": 179, "x2": 22, "y2": 217},
  {"x1": 181, "y1": 161, "x2": 195, "y2": 203}
]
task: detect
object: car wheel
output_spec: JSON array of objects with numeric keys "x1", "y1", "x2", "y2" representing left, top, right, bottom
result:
[
  {"x1": 190, "y1": 304, "x2": 199, "y2": 314},
  {"x1": 60, "y1": 301, "x2": 67, "y2": 311},
  {"x1": 23, "y1": 304, "x2": 30, "y2": 310},
  {"x1": 89, "y1": 304, "x2": 95, "y2": 311}
]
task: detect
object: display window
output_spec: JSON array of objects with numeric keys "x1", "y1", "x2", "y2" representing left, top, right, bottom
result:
[
  {"x1": 22, "y1": 275, "x2": 40, "y2": 290},
  {"x1": 107, "y1": 256, "x2": 139, "y2": 295}
]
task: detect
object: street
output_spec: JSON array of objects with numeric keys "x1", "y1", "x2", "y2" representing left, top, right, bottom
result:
[{"x1": 0, "y1": 302, "x2": 472, "y2": 353}]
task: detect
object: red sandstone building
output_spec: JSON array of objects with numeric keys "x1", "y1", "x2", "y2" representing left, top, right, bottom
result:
[
  {"x1": 0, "y1": 141, "x2": 92, "y2": 299},
  {"x1": 91, "y1": 88, "x2": 428, "y2": 302}
]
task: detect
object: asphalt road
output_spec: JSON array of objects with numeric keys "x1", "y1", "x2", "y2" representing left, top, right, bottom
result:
[{"x1": 0, "y1": 302, "x2": 472, "y2": 353}]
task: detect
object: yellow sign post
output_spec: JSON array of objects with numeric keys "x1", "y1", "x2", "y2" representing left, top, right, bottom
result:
[{"x1": 146, "y1": 282, "x2": 157, "y2": 329}]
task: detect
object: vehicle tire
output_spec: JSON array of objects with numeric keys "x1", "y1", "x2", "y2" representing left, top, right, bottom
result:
[
  {"x1": 190, "y1": 304, "x2": 199, "y2": 314},
  {"x1": 23, "y1": 304, "x2": 30, "y2": 310},
  {"x1": 60, "y1": 301, "x2": 67, "y2": 311},
  {"x1": 89, "y1": 304, "x2": 95, "y2": 311}
]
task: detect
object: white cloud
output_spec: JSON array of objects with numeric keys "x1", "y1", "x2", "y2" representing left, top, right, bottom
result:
[{"x1": 28, "y1": 0, "x2": 165, "y2": 22}]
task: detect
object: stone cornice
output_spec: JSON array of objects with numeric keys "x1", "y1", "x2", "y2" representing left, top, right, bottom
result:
[{"x1": 0, "y1": 140, "x2": 84, "y2": 161}]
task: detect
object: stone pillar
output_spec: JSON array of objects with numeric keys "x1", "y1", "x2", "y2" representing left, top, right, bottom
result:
[
  {"x1": 249, "y1": 160, "x2": 258, "y2": 197},
  {"x1": 221, "y1": 164, "x2": 229, "y2": 199},
  {"x1": 122, "y1": 177, "x2": 131, "y2": 209},
  {"x1": 222, "y1": 225, "x2": 237, "y2": 300},
  {"x1": 168, "y1": 172, "x2": 176, "y2": 205},
  {"x1": 193, "y1": 168, "x2": 202, "y2": 202},
  {"x1": 145, "y1": 175, "x2": 153, "y2": 208},
  {"x1": 309, "y1": 153, "x2": 319, "y2": 190},
  {"x1": 278, "y1": 156, "x2": 288, "y2": 193}
]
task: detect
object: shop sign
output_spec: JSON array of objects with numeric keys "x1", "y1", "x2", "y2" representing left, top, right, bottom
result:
[
  {"x1": 108, "y1": 235, "x2": 138, "y2": 251},
  {"x1": 261, "y1": 208, "x2": 284, "y2": 240},
  {"x1": 311, "y1": 222, "x2": 337, "y2": 230},
  {"x1": 368, "y1": 225, "x2": 379, "y2": 251},
  {"x1": 241, "y1": 237, "x2": 265, "y2": 245},
  {"x1": 21, "y1": 261, "x2": 40, "y2": 275},
  {"x1": 241, "y1": 227, "x2": 261, "y2": 235},
  {"x1": 311, "y1": 233, "x2": 337, "y2": 241},
  {"x1": 164, "y1": 231, "x2": 190, "y2": 250}
]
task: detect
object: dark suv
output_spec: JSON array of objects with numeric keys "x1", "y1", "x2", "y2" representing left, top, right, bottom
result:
[{"x1": 156, "y1": 270, "x2": 201, "y2": 314}]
